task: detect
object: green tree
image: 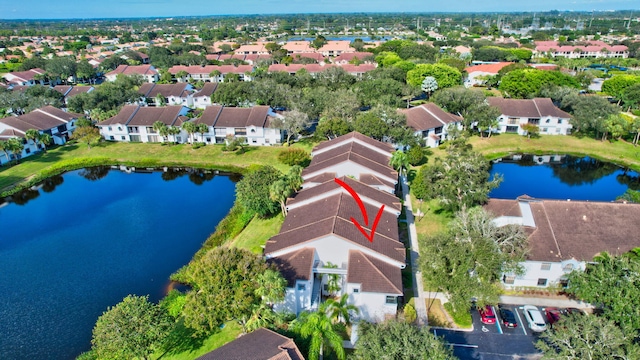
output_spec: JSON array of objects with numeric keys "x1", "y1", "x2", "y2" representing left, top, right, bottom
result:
[
  {"x1": 355, "y1": 319, "x2": 455, "y2": 360},
  {"x1": 407, "y1": 146, "x2": 426, "y2": 166},
  {"x1": 236, "y1": 165, "x2": 283, "y2": 217},
  {"x1": 499, "y1": 69, "x2": 580, "y2": 99},
  {"x1": 39, "y1": 133, "x2": 53, "y2": 152},
  {"x1": 196, "y1": 123, "x2": 209, "y2": 143},
  {"x1": 0, "y1": 140, "x2": 12, "y2": 164},
  {"x1": 521, "y1": 123, "x2": 540, "y2": 139},
  {"x1": 603, "y1": 113, "x2": 628, "y2": 141},
  {"x1": 431, "y1": 87, "x2": 494, "y2": 131},
  {"x1": 536, "y1": 314, "x2": 640, "y2": 359},
  {"x1": 181, "y1": 247, "x2": 268, "y2": 334},
  {"x1": 76, "y1": 117, "x2": 93, "y2": 128},
  {"x1": 152, "y1": 121, "x2": 168, "y2": 143},
  {"x1": 270, "y1": 179, "x2": 293, "y2": 217},
  {"x1": 419, "y1": 207, "x2": 527, "y2": 312},
  {"x1": 45, "y1": 56, "x2": 77, "y2": 84},
  {"x1": 25, "y1": 129, "x2": 41, "y2": 149},
  {"x1": 315, "y1": 117, "x2": 352, "y2": 140},
  {"x1": 269, "y1": 109, "x2": 311, "y2": 146},
  {"x1": 71, "y1": 126, "x2": 102, "y2": 149},
  {"x1": 412, "y1": 149, "x2": 501, "y2": 211},
  {"x1": 6, "y1": 137, "x2": 25, "y2": 163},
  {"x1": 325, "y1": 294, "x2": 359, "y2": 326},
  {"x1": 565, "y1": 249, "x2": 640, "y2": 333},
  {"x1": 563, "y1": 94, "x2": 620, "y2": 138},
  {"x1": 91, "y1": 295, "x2": 171, "y2": 360},
  {"x1": 620, "y1": 83, "x2": 640, "y2": 110},
  {"x1": 181, "y1": 121, "x2": 197, "y2": 144},
  {"x1": 76, "y1": 59, "x2": 96, "y2": 83},
  {"x1": 255, "y1": 269, "x2": 286, "y2": 307},
  {"x1": 601, "y1": 75, "x2": 640, "y2": 99},
  {"x1": 406, "y1": 63, "x2": 462, "y2": 88},
  {"x1": 291, "y1": 303, "x2": 345, "y2": 360},
  {"x1": 390, "y1": 150, "x2": 409, "y2": 176}
]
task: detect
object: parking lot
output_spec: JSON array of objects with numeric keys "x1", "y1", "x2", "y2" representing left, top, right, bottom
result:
[{"x1": 432, "y1": 304, "x2": 553, "y2": 360}]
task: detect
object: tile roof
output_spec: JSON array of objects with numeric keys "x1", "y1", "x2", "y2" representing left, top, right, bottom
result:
[
  {"x1": 197, "y1": 328, "x2": 304, "y2": 360},
  {"x1": 487, "y1": 98, "x2": 572, "y2": 119},
  {"x1": 138, "y1": 83, "x2": 192, "y2": 98},
  {"x1": 347, "y1": 250, "x2": 403, "y2": 294},
  {"x1": 484, "y1": 198, "x2": 522, "y2": 218},
  {"x1": 97, "y1": 105, "x2": 185, "y2": 127},
  {"x1": 312, "y1": 131, "x2": 394, "y2": 155},
  {"x1": 193, "y1": 82, "x2": 218, "y2": 97},
  {"x1": 97, "y1": 105, "x2": 139, "y2": 126},
  {"x1": 302, "y1": 151, "x2": 397, "y2": 183},
  {"x1": 401, "y1": 102, "x2": 462, "y2": 131},
  {"x1": 465, "y1": 62, "x2": 513, "y2": 75},
  {"x1": 267, "y1": 248, "x2": 315, "y2": 287},
  {"x1": 105, "y1": 64, "x2": 158, "y2": 77},
  {"x1": 332, "y1": 52, "x2": 375, "y2": 63},
  {"x1": 0, "y1": 106, "x2": 80, "y2": 132},
  {"x1": 168, "y1": 64, "x2": 253, "y2": 75},
  {"x1": 310, "y1": 141, "x2": 391, "y2": 168},
  {"x1": 0, "y1": 128, "x2": 25, "y2": 139}
]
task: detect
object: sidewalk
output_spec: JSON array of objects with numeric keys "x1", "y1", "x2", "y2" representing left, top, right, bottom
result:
[
  {"x1": 499, "y1": 295, "x2": 594, "y2": 309},
  {"x1": 400, "y1": 174, "x2": 428, "y2": 326}
]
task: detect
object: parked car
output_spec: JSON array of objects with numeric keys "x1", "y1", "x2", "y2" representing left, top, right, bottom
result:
[
  {"x1": 523, "y1": 305, "x2": 547, "y2": 332},
  {"x1": 478, "y1": 305, "x2": 496, "y2": 324},
  {"x1": 498, "y1": 305, "x2": 518, "y2": 328},
  {"x1": 545, "y1": 307, "x2": 585, "y2": 327}
]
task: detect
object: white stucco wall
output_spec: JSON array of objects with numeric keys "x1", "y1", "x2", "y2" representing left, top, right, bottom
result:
[{"x1": 503, "y1": 259, "x2": 585, "y2": 288}]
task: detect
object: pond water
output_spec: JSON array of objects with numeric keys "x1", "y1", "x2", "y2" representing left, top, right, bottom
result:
[
  {"x1": 0, "y1": 167, "x2": 238, "y2": 360},
  {"x1": 489, "y1": 154, "x2": 640, "y2": 201}
]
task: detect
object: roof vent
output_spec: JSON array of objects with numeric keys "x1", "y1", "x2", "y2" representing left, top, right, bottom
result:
[{"x1": 583, "y1": 215, "x2": 587, "y2": 221}]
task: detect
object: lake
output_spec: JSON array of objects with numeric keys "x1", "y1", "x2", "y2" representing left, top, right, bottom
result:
[
  {"x1": 0, "y1": 167, "x2": 238, "y2": 359},
  {"x1": 489, "y1": 154, "x2": 640, "y2": 201}
]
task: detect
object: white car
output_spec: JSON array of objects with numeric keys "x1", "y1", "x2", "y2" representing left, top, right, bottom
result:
[{"x1": 522, "y1": 305, "x2": 547, "y2": 332}]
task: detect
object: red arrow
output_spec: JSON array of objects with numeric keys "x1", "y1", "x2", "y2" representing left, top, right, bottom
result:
[{"x1": 334, "y1": 178, "x2": 386, "y2": 243}]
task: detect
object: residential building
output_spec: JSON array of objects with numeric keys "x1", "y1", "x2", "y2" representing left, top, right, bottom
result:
[
  {"x1": 464, "y1": 62, "x2": 513, "y2": 87},
  {"x1": 192, "y1": 105, "x2": 283, "y2": 145},
  {"x1": 2, "y1": 68, "x2": 47, "y2": 86},
  {"x1": 267, "y1": 132, "x2": 405, "y2": 323},
  {"x1": 168, "y1": 65, "x2": 254, "y2": 83},
  {"x1": 282, "y1": 41, "x2": 315, "y2": 54},
  {"x1": 191, "y1": 83, "x2": 218, "y2": 108},
  {"x1": 234, "y1": 42, "x2": 269, "y2": 55},
  {"x1": 318, "y1": 41, "x2": 355, "y2": 57},
  {"x1": 401, "y1": 103, "x2": 463, "y2": 148},
  {"x1": 0, "y1": 106, "x2": 81, "y2": 164},
  {"x1": 52, "y1": 85, "x2": 94, "y2": 104},
  {"x1": 534, "y1": 40, "x2": 628, "y2": 59},
  {"x1": 487, "y1": 97, "x2": 573, "y2": 135},
  {"x1": 104, "y1": 64, "x2": 159, "y2": 83},
  {"x1": 267, "y1": 63, "x2": 375, "y2": 78},
  {"x1": 96, "y1": 105, "x2": 189, "y2": 143},
  {"x1": 485, "y1": 197, "x2": 640, "y2": 288},
  {"x1": 331, "y1": 52, "x2": 375, "y2": 65},
  {"x1": 197, "y1": 328, "x2": 304, "y2": 360},
  {"x1": 137, "y1": 83, "x2": 193, "y2": 106}
]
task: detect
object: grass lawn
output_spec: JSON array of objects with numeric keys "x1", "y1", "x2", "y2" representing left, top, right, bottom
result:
[
  {"x1": 229, "y1": 213, "x2": 284, "y2": 253},
  {"x1": 443, "y1": 302, "x2": 473, "y2": 329},
  {"x1": 426, "y1": 298, "x2": 451, "y2": 328},
  {"x1": 153, "y1": 321, "x2": 242, "y2": 360},
  {"x1": 0, "y1": 141, "x2": 304, "y2": 193}
]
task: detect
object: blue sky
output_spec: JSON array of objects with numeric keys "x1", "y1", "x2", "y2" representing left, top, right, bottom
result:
[{"x1": 2, "y1": 0, "x2": 639, "y2": 20}]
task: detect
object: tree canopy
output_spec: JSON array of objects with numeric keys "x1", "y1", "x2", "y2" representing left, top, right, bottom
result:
[
  {"x1": 235, "y1": 165, "x2": 283, "y2": 217},
  {"x1": 499, "y1": 69, "x2": 580, "y2": 99}
]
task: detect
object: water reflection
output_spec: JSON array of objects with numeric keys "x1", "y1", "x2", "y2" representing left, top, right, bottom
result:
[
  {"x1": 550, "y1": 156, "x2": 618, "y2": 186},
  {"x1": 79, "y1": 166, "x2": 110, "y2": 181},
  {"x1": 41, "y1": 175, "x2": 64, "y2": 193}
]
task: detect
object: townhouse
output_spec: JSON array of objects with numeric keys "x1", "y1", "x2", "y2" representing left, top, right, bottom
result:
[
  {"x1": 0, "y1": 106, "x2": 81, "y2": 164},
  {"x1": 137, "y1": 83, "x2": 194, "y2": 106},
  {"x1": 534, "y1": 40, "x2": 628, "y2": 59},
  {"x1": 464, "y1": 62, "x2": 513, "y2": 87},
  {"x1": 487, "y1": 97, "x2": 573, "y2": 135},
  {"x1": 401, "y1": 103, "x2": 463, "y2": 148},
  {"x1": 267, "y1": 63, "x2": 376, "y2": 78},
  {"x1": 192, "y1": 105, "x2": 283, "y2": 145},
  {"x1": 485, "y1": 197, "x2": 640, "y2": 289},
  {"x1": 191, "y1": 83, "x2": 218, "y2": 108},
  {"x1": 266, "y1": 132, "x2": 406, "y2": 322},
  {"x1": 168, "y1": 65, "x2": 254, "y2": 83},
  {"x1": 2, "y1": 68, "x2": 48, "y2": 86},
  {"x1": 97, "y1": 105, "x2": 190, "y2": 143},
  {"x1": 104, "y1": 64, "x2": 159, "y2": 83}
]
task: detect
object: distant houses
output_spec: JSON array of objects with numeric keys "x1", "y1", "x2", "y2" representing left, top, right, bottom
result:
[
  {"x1": 2, "y1": 68, "x2": 48, "y2": 86},
  {"x1": 137, "y1": 83, "x2": 194, "y2": 106},
  {"x1": 487, "y1": 97, "x2": 573, "y2": 136},
  {"x1": 266, "y1": 132, "x2": 405, "y2": 323},
  {"x1": 534, "y1": 40, "x2": 628, "y2": 59},
  {"x1": 105, "y1": 64, "x2": 159, "y2": 83},
  {"x1": 486, "y1": 197, "x2": 640, "y2": 289},
  {"x1": 168, "y1": 65, "x2": 254, "y2": 83}
]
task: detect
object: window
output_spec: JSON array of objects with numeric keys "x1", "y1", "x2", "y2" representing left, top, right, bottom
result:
[
  {"x1": 297, "y1": 284, "x2": 306, "y2": 291},
  {"x1": 146, "y1": 126, "x2": 155, "y2": 134},
  {"x1": 118, "y1": 126, "x2": 122, "y2": 131},
  {"x1": 25, "y1": 148, "x2": 31, "y2": 154},
  {"x1": 434, "y1": 126, "x2": 443, "y2": 134},
  {"x1": 557, "y1": 119, "x2": 563, "y2": 124},
  {"x1": 206, "y1": 137, "x2": 211, "y2": 143},
  {"x1": 110, "y1": 136, "x2": 115, "y2": 140},
  {"x1": 265, "y1": 138, "x2": 270, "y2": 144},
  {"x1": 234, "y1": 128, "x2": 247, "y2": 136},
  {"x1": 353, "y1": 288, "x2": 359, "y2": 293},
  {"x1": 507, "y1": 117, "x2": 518, "y2": 125},
  {"x1": 385, "y1": 296, "x2": 397, "y2": 304},
  {"x1": 504, "y1": 275, "x2": 516, "y2": 285},
  {"x1": 545, "y1": 119, "x2": 550, "y2": 123},
  {"x1": 130, "y1": 135, "x2": 141, "y2": 142},
  {"x1": 250, "y1": 128, "x2": 256, "y2": 133},
  {"x1": 108, "y1": 126, "x2": 112, "y2": 131},
  {"x1": 128, "y1": 126, "x2": 139, "y2": 133},
  {"x1": 176, "y1": 136, "x2": 181, "y2": 142},
  {"x1": 562, "y1": 263, "x2": 574, "y2": 272},
  {"x1": 542, "y1": 127, "x2": 548, "y2": 133},
  {"x1": 121, "y1": 136, "x2": 126, "y2": 140},
  {"x1": 537, "y1": 278, "x2": 548, "y2": 286},
  {"x1": 556, "y1": 128, "x2": 561, "y2": 133},
  {"x1": 541, "y1": 263, "x2": 552, "y2": 271},
  {"x1": 528, "y1": 118, "x2": 540, "y2": 125},
  {"x1": 506, "y1": 126, "x2": 519, "y2": 133},
  {"x1": 251, "y1": 139, "x2": 257, "y2": 143}
]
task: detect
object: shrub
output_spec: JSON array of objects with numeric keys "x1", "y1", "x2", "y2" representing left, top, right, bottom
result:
[
  {"x1": 160, "y1": 289, "x2": 187, "y2": 318},
  {"x1": 407, "y1": 146, "x2": 426, "y2": 166},
  {"x1": 192, "y1": 142, "x2": 206, "y2": 149},
  {"x1": 403, "y1": 304, "x2": 417, "y2": 323},
  {"x1": 443, "y1": 302, "x2": 472, "y2": 328},
  {"x1": 278, "y1": 148, "x2": 311, "y2": 166}
]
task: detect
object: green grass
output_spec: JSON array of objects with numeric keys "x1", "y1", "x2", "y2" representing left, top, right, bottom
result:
[
  {"x1": 152, "y1": 321, "x2": 242, "y2": 360},
  {"x1": 229, "y1": 213, "x2": 285, "y2": 253},
  {"x1": 0, "y1": 141, "x2": 301, "y2": 195},
  {"x1": 443, "y1": 302, "x2": 473, "y2": 329}
]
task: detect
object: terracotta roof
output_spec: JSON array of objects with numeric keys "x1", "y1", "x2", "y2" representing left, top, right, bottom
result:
[
  {"x1": 401, "y1": 102, "x2": 462, "y2": 131},
  {"x1": 332, "y1": 52, "x2": 374, "y2": 63},
  {"x1": 197, "y1": 328, "x2": 304, "y2": 360},
  {"x1": 291, "y1": 53, "x2": 326, "y2": 62},
  {"x1": 52, "y1": 85, "x2": 72, "y2": 96},
  {"x1": 487, "y1": 98, "x2": 571, "y2": 119},
  {"x1": 2, "y1": 68, "x2": 45, "y2": 83},
  {"x1": 138, "y1": 83, "x2": 192, "y2": 98},
  {"x1": 267, "y1": 248, "x2": 315, "y2": 287},
  {"x1": 312, "y1": 131, "x2": 394, "y2": 154},
  {"x1": 287, "y1": 176, "x2": 401, "y2": 213},
  {"x1": 535, "y1": 40, "x2": 628, "y2": 53},
  {"x1": 168, "y1": 64, "x2": 253, "y2": 75},
  {"x1": 347, "y1": 250, "x2": 403, "y2": 294},
  {"x1": 465, "y1": 62, "x2": 513, "y2": 75},
  {"x1": 105, "y1": 64, "x2": 158, "y2": 77},
  {"x1": 267, "y1": 63, "x2": 375, "y2": 74}
]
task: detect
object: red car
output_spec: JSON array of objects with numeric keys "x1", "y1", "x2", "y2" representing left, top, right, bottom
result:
[
  {"x1": 544, "y1": 307, "x2": 562, "y2": 326},
  {"x1": 479, "y1": 305, "x2": 496, "y2": 324}
]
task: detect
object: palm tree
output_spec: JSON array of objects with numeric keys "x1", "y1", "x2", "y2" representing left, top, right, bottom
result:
[
  {"x1": 291, "y1": 303, "x2": 345, "y2": 360},
  {"x1": 285, "y1": 165, "x2": 303, "y2": 192},
  {"x1": 7, "y1": 137, "x2": 24, "y2": 164},
  {"x1": 255, "y1": 269, "x2": 287, "y2": 307},
  {"x1": 0, "y1": 140, "x2": 11, "y2": 165},
  {"x1": 325, "y1": 294, "x2": 359, "y2": 326},
  {"x1": 25, "y1": 129, "x2": 41, "y2": 150},
  {"x1": 181, "y1": 122, "x2": 197, "y2": 144},
  {"x1": 39, "y1": 133, "x2": 53, "y2": 152},
  {"x1": 167, "y1": 126, "x2": 181, "y2": 143},
  {"x1": 196, "y1": 123, "x2": 208, "y2": 143},
  {"x1": 152, "y1": 121, "x2": 168, "y2": 143},
  {"x1": 390, "y1": 150, "x2": 410, "y2": 176},
  {"x1": 270, "y1": 179, "x2": 293, "y2": 217}
]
